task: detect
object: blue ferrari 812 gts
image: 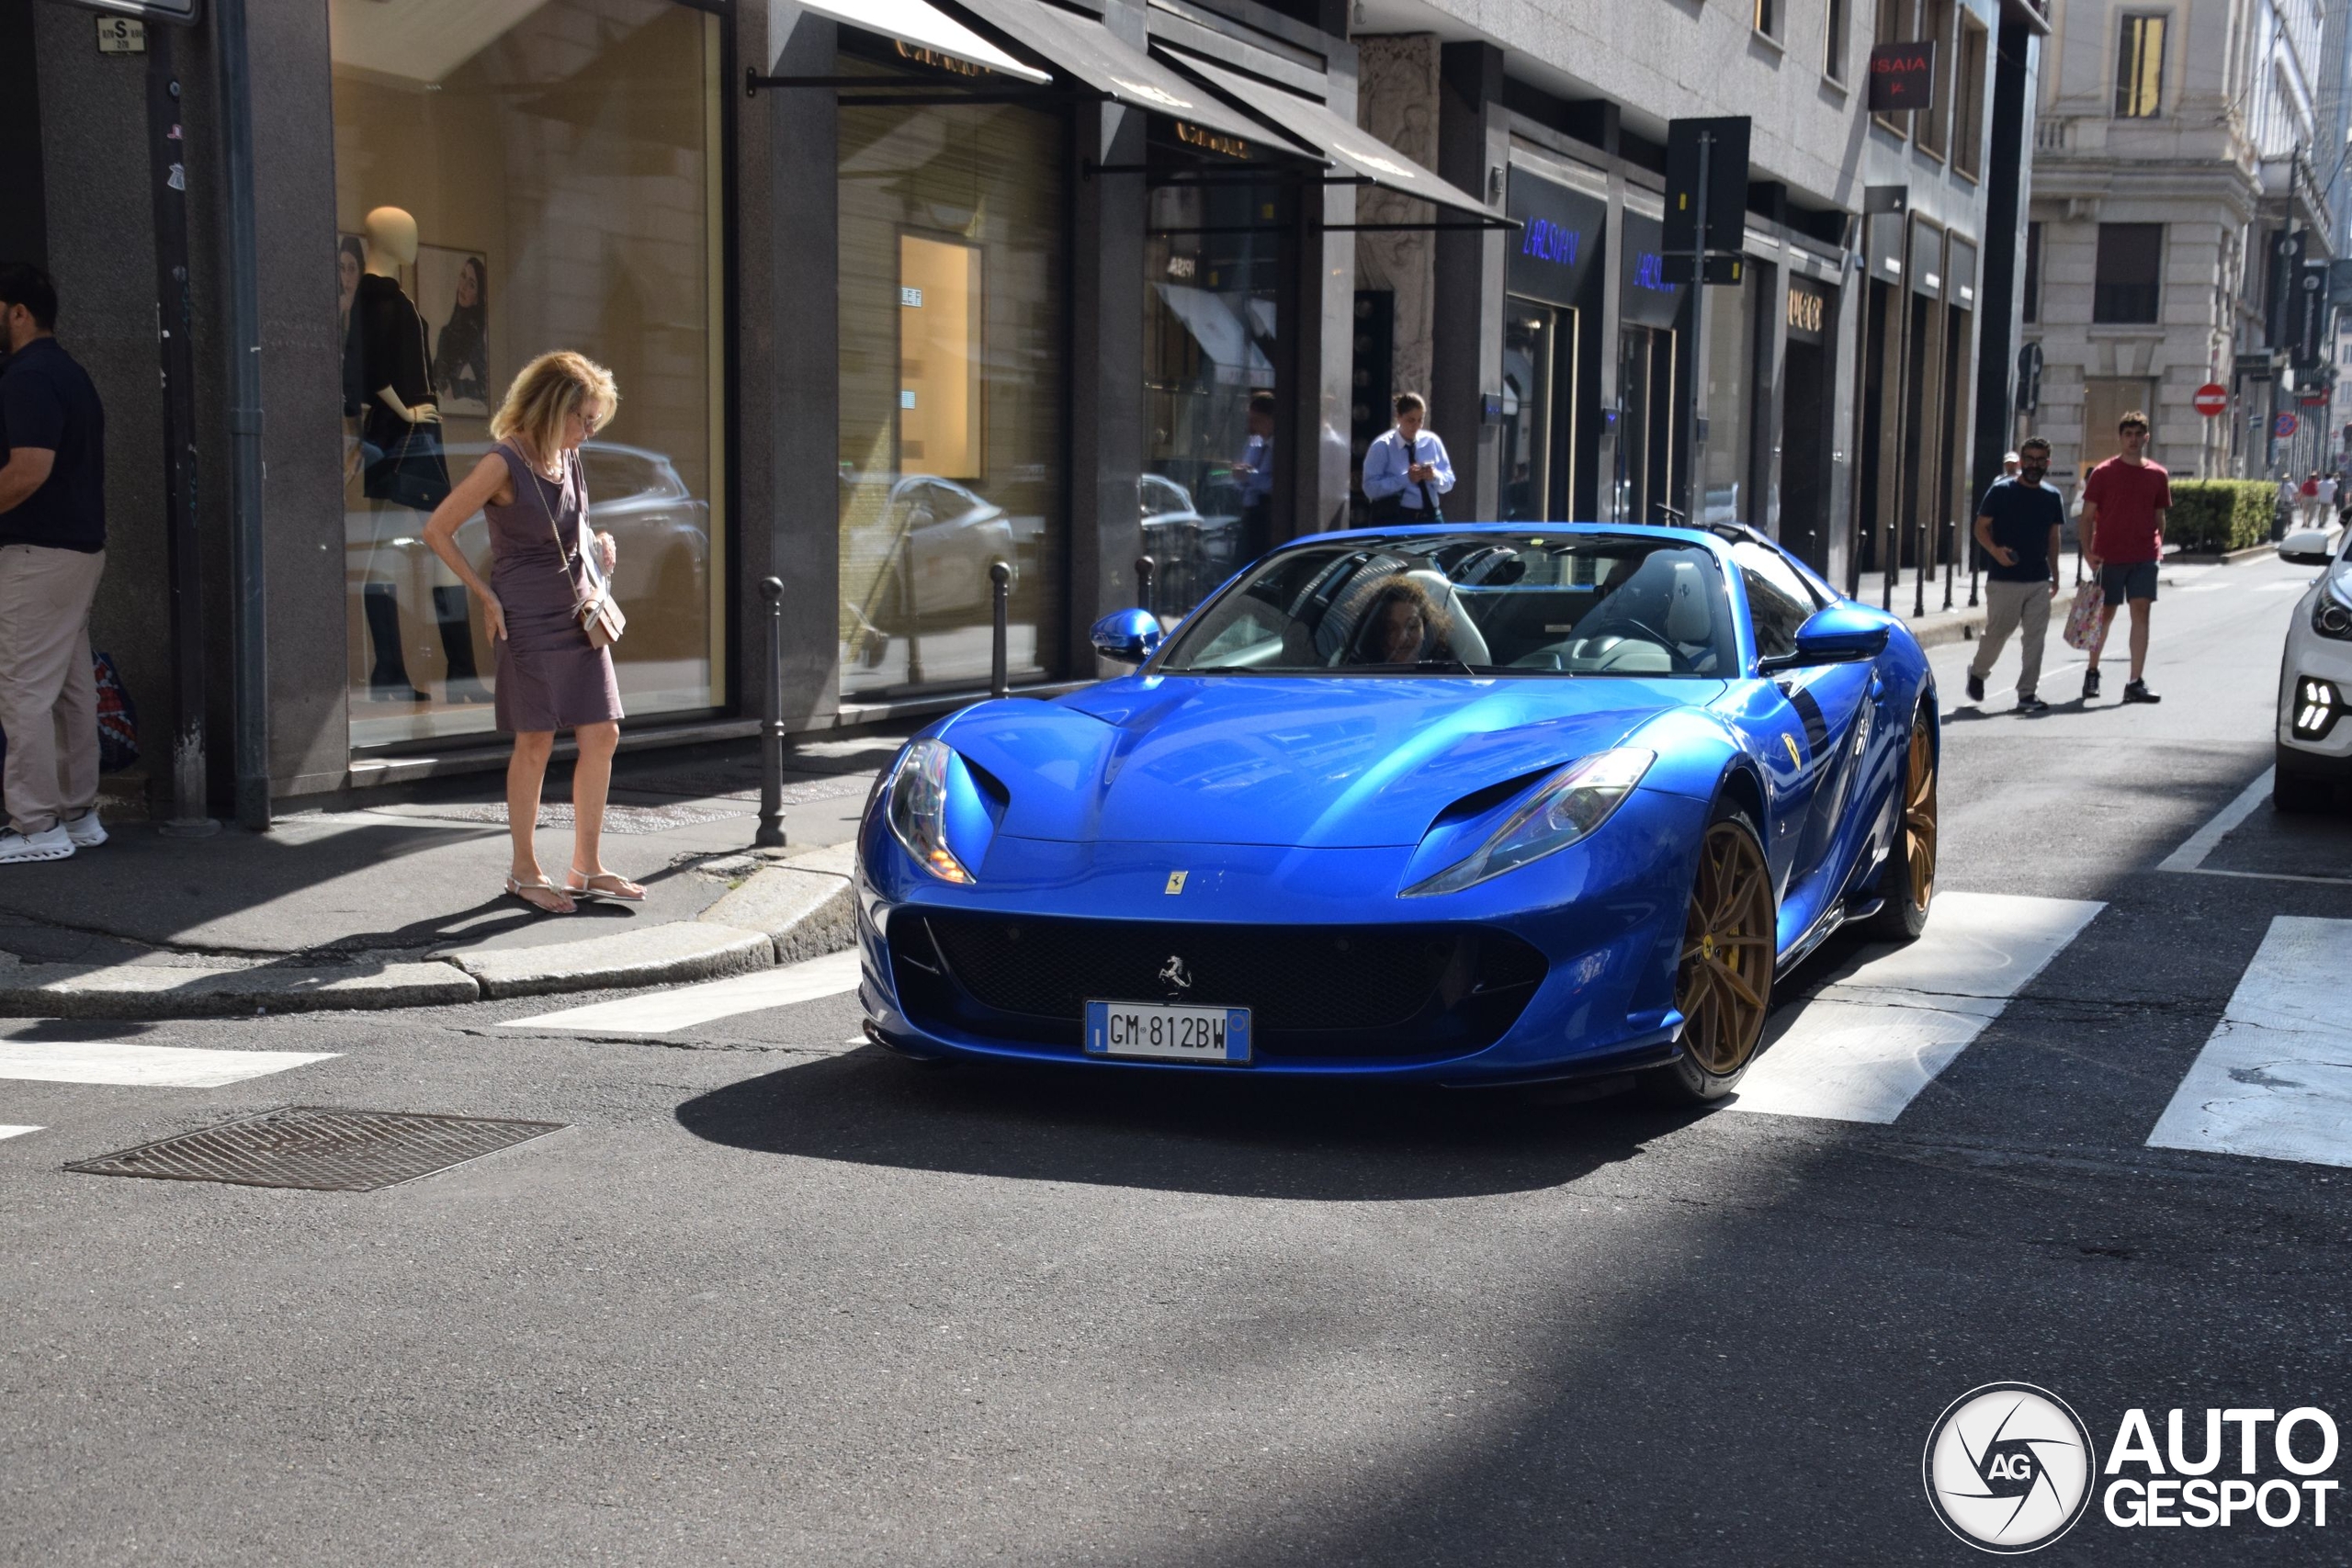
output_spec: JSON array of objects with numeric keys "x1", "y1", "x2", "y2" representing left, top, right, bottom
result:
[{"x1": 855, "y1": 523, "x2": 1938, "y2": 1100}]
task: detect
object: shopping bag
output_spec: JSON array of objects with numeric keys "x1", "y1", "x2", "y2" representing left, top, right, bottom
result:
[
  {"x1": 2060, "y1": 578, "x2": 2108, "y2": 655},
  {"x1": 94, "y1": 650, "x2": 139, "y2": 773}
]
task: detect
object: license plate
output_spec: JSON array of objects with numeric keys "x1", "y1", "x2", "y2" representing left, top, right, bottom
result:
[{"x1": 1084, "y1": 1000, "x2": 1252, "y2": 1064}]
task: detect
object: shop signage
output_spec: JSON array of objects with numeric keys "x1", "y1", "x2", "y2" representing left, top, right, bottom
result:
[
  {"x1": 1787, "y1": 278, "x2": 1831, "y2": 344},
  {"x1": 95, "y1": 15, "x2": 144, "y2": 50},
  {"x1": 1505, "y1": 167, "x2": 1605, "y2": 309},
  {"x1": 1175, "y1": 121, "x2": 1249, "y2": 159},
  {"x1": 1619, "y1": 211, "x2": 1682, "y2": 330},
  {"x1": 896, "y1": 39, "x2": 991, "y2": 76},
  {"x1": 2192, "y1": 383, "x2": 2228, "y2": 418},
  {"x1": 899, "y1": 286, "x2": 924, "y2": 309},
  {"x1": 1868, "y1": 42, "x2": 1938, "y2": 112}
]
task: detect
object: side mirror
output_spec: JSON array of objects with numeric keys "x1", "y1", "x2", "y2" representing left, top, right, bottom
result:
[
  {"x1": 1758, "y1": 605, "x2": 1891, "y2": 673},
  {"x1": 2278, "y1": 528, "x2": 2337, "y2": 567},
  {"x1": 1090, "y1": 608, "x2": 1162, "y2": 665}
]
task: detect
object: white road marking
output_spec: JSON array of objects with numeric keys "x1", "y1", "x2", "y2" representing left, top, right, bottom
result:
[
  {"x1": 503, "y1": 948, "x2": 865, "y2": 1035},
  {"x1": 1731, "y1": 891, "x2": 2105, "y2": 1123},
  {"x1": 0, "y1": 1125, "x2": 41, "y2": 1141},
  {"x1": 2148, "y1": 917, "x2": 2352, "y2": 1168},
  {"x1": 0, "y1": 1042, "x2": 338, "y2": 1089},
  {"x1": 2260, "y1": 581, "x2": 2312, "y2": 592},
  {"x1": 2156, "y1": 769, "x2": 2275, "y2": 873}
]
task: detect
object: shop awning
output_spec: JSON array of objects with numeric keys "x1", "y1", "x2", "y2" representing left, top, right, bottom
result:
[
  {"x1": 1160, "y1": 51, "x2": 1508, "y2": 227},
  {"x1": 774, "y1": 0, "x2": 1049, "y2": 85},
  {"x1": 947, "y1": 0, "x2": 1309, "y2": 157}
]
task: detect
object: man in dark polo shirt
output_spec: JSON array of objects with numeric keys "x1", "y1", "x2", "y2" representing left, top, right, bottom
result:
[
  {"x1": 1966, "y1": 434, "x2": 2064, "y2": 715},
  {"x1": 0, "y1": 264, "x2": 109, "y2": 863},
  {"x1": 2079, "y1": 409, "x2": 2168, "y2": 705}
]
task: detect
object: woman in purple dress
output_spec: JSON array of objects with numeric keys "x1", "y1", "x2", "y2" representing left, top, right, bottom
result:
[{"x1": 424, "y1": 351, "x2": 642, "y2": 913}]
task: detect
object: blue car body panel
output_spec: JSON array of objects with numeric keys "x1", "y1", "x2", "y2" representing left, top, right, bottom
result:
[{"x1": 857, "y1": 524, "x2": 1934, "y2": 1083}]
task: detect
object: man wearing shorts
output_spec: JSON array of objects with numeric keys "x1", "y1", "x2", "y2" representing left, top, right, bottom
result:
[{"x1": 2078, "y1": 409, "x2": 2166, "y2": 704}]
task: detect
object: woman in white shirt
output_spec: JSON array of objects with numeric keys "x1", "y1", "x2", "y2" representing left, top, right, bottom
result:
[{"x1": 1362, "y1": 391, "x2": 1455, "y2": 523}]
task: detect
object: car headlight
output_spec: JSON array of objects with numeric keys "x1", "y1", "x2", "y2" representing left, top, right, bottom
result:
[
  {"x1": 884, "y1": 739, "x2": 976, "y2": 885},
  {"x1": 2314, "y1": 583, "x2": 2352, "y2": 641},
  {"x1": 1402, "y1": 749, "x2": 1655, "y2": 897}
]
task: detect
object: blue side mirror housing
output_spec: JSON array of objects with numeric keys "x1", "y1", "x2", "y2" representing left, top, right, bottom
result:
[
  {"x1": 1090, "y1": 608, "x2": 1162, "y2": 665},
  {"x1": 1759, "y1": 605, "x2": 1891, "y2": 672}
]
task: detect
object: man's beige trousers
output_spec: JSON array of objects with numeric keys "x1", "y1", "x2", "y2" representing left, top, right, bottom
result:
[{"x1": 0, "y1": 543, "x2": 106, "y2": 836}]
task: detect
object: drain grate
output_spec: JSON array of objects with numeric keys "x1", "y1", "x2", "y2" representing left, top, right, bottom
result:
[{"x1": 65, "y1": 1106, "x2": 566, "y2": 1191}]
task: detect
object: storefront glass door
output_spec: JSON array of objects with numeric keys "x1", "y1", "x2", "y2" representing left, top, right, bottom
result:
[
  {"x1": 1615, "y1": 326, "x2": 1676, "y2": 525},
  {"x1": 1500, "y1": 301, "x2": 1569, "y2": 522}
]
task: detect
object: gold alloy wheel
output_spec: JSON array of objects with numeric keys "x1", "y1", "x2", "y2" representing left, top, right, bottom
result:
[
  {"x1": 1900, "y1": 716, "x2": 1939, "y2": 913},
  {"x1": 1674, "y1": 819, "x2": 1774, "y2": 1077}
]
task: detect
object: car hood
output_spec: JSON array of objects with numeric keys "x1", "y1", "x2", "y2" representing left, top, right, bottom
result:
[{"x1": 939, "y1": 675, "x2": 1720, "y2": 848}]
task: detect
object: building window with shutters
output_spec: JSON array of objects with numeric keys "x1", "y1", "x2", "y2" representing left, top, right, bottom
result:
[
  {"x1": 2115, "y1": 15, "x2": 2166, "y2": 118},
  {"x1": 2093, "y1": 222, "x2": 2163, "y2": 323},
  {"x1": 1953, "y1": 16, "x2": 1989, "y2": 178}
]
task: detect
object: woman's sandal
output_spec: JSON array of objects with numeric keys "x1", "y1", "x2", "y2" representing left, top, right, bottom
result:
[
  {"x1": 505, "y1": 874, "x2": 576, "y2": 915},
  {"x1": 565, "y1": 869, "x2": 648, "y2": 905}
]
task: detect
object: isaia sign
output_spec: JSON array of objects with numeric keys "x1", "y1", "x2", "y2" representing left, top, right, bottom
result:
[{"x1": 1868, "y1": 41, "x2": 1938, "y2": 113}]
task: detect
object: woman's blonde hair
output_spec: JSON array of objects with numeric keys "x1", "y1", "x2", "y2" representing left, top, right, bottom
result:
[{"x1": 490, "y1": 350, "x2": 619, "y2": 459}]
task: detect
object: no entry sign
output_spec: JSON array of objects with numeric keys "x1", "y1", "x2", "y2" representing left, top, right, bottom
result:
[
  {"x1": 2276, "y1": 412, "x2": 2301, "y2": 438},
  {"x1": 2193, "y1": 382, "x2": 2228, "y2": 417}
]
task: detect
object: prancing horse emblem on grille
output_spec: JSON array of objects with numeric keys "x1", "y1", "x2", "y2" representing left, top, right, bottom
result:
[{"x1": 1159, "y1": 955, "x2": 1193, "y2": 995}]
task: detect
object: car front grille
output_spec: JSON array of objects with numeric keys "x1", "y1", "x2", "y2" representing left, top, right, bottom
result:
[{"x1": 890, "y1": 911, "x2": 1547, "y2": 1063}]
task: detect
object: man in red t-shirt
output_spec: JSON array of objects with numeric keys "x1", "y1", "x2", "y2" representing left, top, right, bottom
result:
[{"x1": 2078, "y1": 410, "x2": 2168, "y2": 704}]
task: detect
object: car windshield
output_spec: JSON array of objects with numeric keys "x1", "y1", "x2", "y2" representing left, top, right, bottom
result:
[{"x1": 1156, "y1": 532, "x2": 1736, "y2": 676}]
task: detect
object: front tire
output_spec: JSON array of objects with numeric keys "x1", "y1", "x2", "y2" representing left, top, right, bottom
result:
[
  {"x1": 1647, "y1": 801, "x2": 1776, "y2": 1104},
  {"x1": 1864, "y1": 703, "x2": 1938, "y2": 942}
]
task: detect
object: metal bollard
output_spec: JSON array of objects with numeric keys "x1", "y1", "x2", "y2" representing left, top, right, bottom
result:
[
  {"x1": 1911, "y1": 517, "x2": 1928, "y2": 618},
  {"x1": 1940, "y1": 518, "x2": 1955, "y2": 612},
  {"x1": 1136, "y1": 553, "x2": 1157, "y2": 615},
  {"x1": 756, "y1": 575, "x2": 787, "y2": 850},
  {"x1": 989, "y1": 559, "x2": 1011, "y2": 700}
]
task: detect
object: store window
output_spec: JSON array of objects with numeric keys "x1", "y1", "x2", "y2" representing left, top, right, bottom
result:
[
  {"x1": 331, "y1": 0, "x2": 727, "y2": 750},
  {"x1": 837, "y1": 62, "x2": 1066, "y2": 698},
  {"x1": 1142, "y1": 148, "x2": 1289, "y2": 617}
]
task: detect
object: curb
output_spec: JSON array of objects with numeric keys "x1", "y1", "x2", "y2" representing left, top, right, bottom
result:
[
  {"x1": 1909, "y1": 611, "x2": 1987, "y2": 652},
  {"x1": 0, "y1": 843, "x2": 865, "y2": 1021},
  {"x1": 0, "y1": 959, "x2": 481, "y2": 1020}
]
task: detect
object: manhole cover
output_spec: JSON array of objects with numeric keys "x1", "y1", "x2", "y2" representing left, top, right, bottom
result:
[{"x1": 65, "y1": 1106, "x2": 566, "y2": 1191}]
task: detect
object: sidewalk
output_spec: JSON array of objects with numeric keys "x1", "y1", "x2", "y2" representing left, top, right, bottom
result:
[{"x1": 0, "y1": 733, "x2": 909, "y2": 1020}]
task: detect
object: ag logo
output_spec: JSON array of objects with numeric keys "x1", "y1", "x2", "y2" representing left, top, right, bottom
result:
[{"x1": 1923, "y1": 1382, "x2": 2097, "y2": 1553}]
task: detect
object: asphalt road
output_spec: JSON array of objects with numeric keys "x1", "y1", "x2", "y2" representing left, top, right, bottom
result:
[{"x1": 5, "y1": 553, "x2": 2348, "y2": 1566}]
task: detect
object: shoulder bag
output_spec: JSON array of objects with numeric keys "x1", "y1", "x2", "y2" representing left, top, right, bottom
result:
[{"x1": 514, "y1": 443, "x2": 627, "y2": 649}]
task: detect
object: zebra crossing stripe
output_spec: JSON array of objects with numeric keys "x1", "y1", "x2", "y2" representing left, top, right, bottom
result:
[
  {"x1": 1729, "y1": 891, "x2": 2105, "y2": 1123},
  {"x1": 502, "y1": 948, "x2": 864, "y2": 1035},
  {"x1": 2148, "y1": 917, "x2": 2352, "y2": 1169},
  {"x1": 0, "y1": 1125, "x2": 41, "y2": 1141},
  {"x1": 0, "y1": 1042, "x2": 338, "y2": 1089}
]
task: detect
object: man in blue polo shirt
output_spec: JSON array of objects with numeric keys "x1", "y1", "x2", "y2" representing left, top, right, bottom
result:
[
  {"x1": 0, "y1": 265, "x2": 109, "y2": 863},
  {"x1": 1965, "y1": 434, "x2": 2064, "y2": 716}
]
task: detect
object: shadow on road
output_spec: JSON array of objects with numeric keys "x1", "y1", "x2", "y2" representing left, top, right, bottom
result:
[{"x1": 675, "y1": 1045, "x2": 1692, "y2": 1201}]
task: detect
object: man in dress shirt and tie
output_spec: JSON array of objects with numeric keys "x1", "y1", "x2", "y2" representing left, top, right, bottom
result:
[{"x1": 1362, "y1": 391, "x2": 1455, "y2": 523}]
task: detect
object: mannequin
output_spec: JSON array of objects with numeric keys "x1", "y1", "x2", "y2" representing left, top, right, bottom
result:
[{"x1": 350, "y1": 206, "x2": 466, "y2": 702}]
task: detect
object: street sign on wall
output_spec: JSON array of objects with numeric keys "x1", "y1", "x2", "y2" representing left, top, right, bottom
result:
[
  {"x1": 2192, "y1": 383, "x2": 2228, "y2": 418},
  {"x1": 1868, "y1": 42, "x2": 1938, "y2": 111}
]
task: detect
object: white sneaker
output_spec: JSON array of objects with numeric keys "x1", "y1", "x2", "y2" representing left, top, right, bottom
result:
[
  {"x1": 60, "y1": 809, "x2": 106, "y2": 849},
  {"x1": 0, "y1": 826, "x2": 74, "y2": 864}
]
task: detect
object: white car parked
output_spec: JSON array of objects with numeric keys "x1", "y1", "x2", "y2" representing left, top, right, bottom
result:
[{"x1": 2275, "y1": 521, "x2": 2352, "y2": 812}]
